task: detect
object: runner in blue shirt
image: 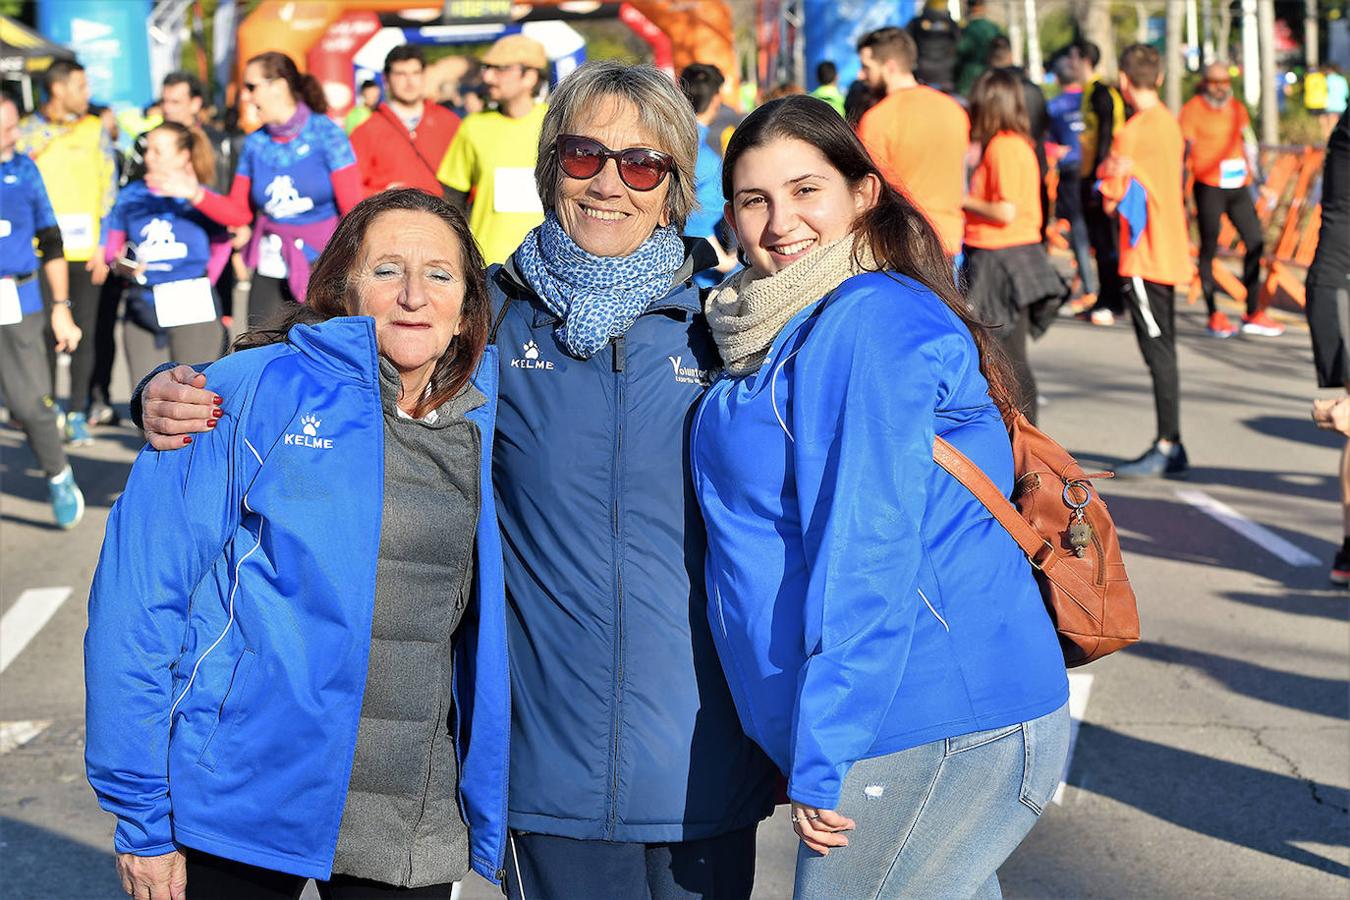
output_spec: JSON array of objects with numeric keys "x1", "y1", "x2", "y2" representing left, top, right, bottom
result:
[
  {"x1": 1046, "y1": 58, "x2": 1095, "y2": 298},
  {"x1": 105, "y1": 122, "x2": 230, "y2": 389},
  {"x1": 0, "y1": 96, "x2": 85, "y2": 527}
]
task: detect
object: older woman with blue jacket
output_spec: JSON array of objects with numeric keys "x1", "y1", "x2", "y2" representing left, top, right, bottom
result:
[
  {"x1": 694, "y1": 96, "x2": 1070, "y2": 898},
  {"x1": 84, "y1": 189, "x2": 510, "y2": 900}
]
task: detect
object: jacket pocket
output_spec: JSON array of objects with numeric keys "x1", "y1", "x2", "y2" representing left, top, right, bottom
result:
[{"x1": 196, "y1": 648, "x2": 257, "y2": 772}]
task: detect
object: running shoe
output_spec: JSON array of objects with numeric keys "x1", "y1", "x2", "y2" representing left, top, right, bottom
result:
[
  {"x1": 65, "y1": 410, "x2": 92, "y2": 446},
  {"x1": 87, "y1": 400, "x2": 120, "y2": 427},
  {"x1": 1114, "y1": 441, "x2": 1190, "y2": 478},
  {"x1": 1207, "y1": 311, "x2": 1238, "y2": 338},
  {"x1": 1088, "y1": 308, "x2": 1116, "y2": 326},
  {"x1": 1332, "y1": 543, "x2": 1350, "y2": 587},
  {"x1": 1240, "y1": 310, "x2": 1285, "y2": 336},
  {"x1": 1068, "y1": 293, "x2": 1098, "y2": 315},
  {"x1": 48, "y1": 466, "x2": 85, "y2": 529}
]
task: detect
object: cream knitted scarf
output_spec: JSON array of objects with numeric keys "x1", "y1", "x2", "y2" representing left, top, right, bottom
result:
[{"x1": 706, "y1": 236, "x2": 877, "y2": 376}]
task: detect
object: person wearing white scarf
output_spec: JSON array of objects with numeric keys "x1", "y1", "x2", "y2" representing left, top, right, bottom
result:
[{"x1": 692, "y1": 95, "x2": 1070, "y2": 900}]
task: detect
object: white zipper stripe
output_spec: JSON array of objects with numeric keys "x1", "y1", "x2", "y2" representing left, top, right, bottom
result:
[
  {"x1": 770, "y1": 348, "x2": 803, "y2": 443},
  {"x1": 917, "y1": 587, "x2": 950, "y2": 632},
  {"x1": 243, "y1": 437, "x2": 262, "y2": 466},
  {"x1": 168, "y1": 495, "x2": 263, "y2": 721}
]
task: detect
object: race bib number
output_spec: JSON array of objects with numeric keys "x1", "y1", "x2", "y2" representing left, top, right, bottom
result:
[
  {"x1": 1218, "y1": 158, "x2": 1248, "y2": 189},
  {"x1": 0, "y1": 219, "x2": 11, "y2": 238},
  {"x1": 256, "y1": 233, "x2": 287, "y2": 279},
  {"x1": 0, "y1": 278, "x2": 20, "y2": 326},
  {"x1": 153, "y1": 277, "x2": 216, "y2": 328},
  {"x1": 493, "y1": 167, "x2": 545, "y2": 214},
  {"x1": 56, "y1": 213, "x2": 94, "y2": 251}
]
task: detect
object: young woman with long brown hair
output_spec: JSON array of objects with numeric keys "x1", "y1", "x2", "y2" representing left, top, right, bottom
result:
[
  {"x1": 962, "y1": 67, "x2": 1067, "y2": 425},
  {"x1": 693, "y1": 94, "x2": 1069, "y2": 898}
]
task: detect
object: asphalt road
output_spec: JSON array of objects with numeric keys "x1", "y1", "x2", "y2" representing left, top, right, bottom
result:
[{"x1": 2, "y1": 298, "x2": 1346, "y2": 899}]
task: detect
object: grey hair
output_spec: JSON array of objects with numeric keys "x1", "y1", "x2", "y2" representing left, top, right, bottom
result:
[{"x1": 535, "y1": 60, "x2": 698, "y2": 229}]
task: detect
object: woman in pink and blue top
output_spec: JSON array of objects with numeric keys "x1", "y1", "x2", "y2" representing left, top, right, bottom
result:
[
  {"x1": 148, "y1": 52, "x2": 361, "y2": 326},
  {"x1": 105, "y1": 122, "x2": 230, "y2": 386}
]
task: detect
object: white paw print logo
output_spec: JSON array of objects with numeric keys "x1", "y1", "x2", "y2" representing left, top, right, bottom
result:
[
  {"x1": 522, "y1": 340, "x2": 540, "y2": 361},
  {"x1": 301, "y1": 414, "x2": 321, "y2": 436}
]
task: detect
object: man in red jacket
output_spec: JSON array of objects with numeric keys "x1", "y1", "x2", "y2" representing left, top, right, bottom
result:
[{"x1": 351, "y1": 45, "x2": 460, "y2": 198}]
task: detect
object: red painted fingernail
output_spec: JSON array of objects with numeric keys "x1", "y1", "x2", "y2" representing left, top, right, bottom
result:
[
  {"x1": 182, "y1": 436, "x2": 193, "y2": 445},
  {"x1": 211, "y1": 408, "x2": 224, "y2": 419},
  {"x1": 212, "y1": 395, "x2": 223, "y2": 406},
  {"x1": 206, "y1": 419, "x2": 217, "y2": 429}
]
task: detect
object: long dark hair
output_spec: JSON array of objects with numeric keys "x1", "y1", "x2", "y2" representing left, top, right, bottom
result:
[
  {"x1": 248, "y1": 51, "x2": 328, "y2": 114},
  {"x1": 721, "y1": 95, "x2": 1019, "y2": 418},
  {"x1": 969, "y1": 68, "x2": 1030, "y2": 148},
  {"x1": 234, "y1": 189, "x2": 491, "y2": 418}
]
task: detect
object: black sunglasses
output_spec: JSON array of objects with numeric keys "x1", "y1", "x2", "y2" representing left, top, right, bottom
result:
[
  {"x1": 242, "y1": 77, "x2": 277, "y2": 94},
  {"x1": 554, "y1": 134, "x2": 675, "y2": 192}
]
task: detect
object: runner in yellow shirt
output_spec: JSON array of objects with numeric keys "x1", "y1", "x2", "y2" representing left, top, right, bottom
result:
[
  {"x1": 437, "y1": 35, "x2": 549, "y2": 265},
  {"x1": 16, "y1": 59, "x2": 117, "y2": 444}
]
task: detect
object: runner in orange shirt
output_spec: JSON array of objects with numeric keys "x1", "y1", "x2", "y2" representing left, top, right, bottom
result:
[
  {"x1": 1179, "y1": 63, "x2": 1283, "y2": 337},
  {"x1": 962, "y1": 68, "x2": 1067, "y2": 424},
  {"x1": 1098, "y1": 44, "x2": 1192, "y2": 478},
  {"x1": 856, "y1": 26, "x2": 969, "y2": 255}
]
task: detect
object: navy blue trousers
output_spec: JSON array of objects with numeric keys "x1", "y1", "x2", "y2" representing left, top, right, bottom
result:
[{"x1": 505, "y1": 826, "x2": 757, "y2": 900}]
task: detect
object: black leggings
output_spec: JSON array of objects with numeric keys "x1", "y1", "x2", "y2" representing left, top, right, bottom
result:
[
  {"x1": 1194, "y1": 182, "x2": 1264, "y2": 316},
  {"x1": 1081, "y1": 178, "x2": 1123, "y2": 315},
  {"x1": 41, "y1": 261, "x2": 102, "y2": 411},
  {"x1": 996, "y1": 305, "x2": 1038, "y2": 427},
  {"x1": 185, "y1": 849, "x2": 454, "y2": 899},
  {"x1": 1126, "y1": 277, "x2": 1181, "y2": 442}
]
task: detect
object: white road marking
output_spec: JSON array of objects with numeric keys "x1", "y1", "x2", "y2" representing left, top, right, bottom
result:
[
  {"x1": 0, "y1": 587, "x2": 73, "y2": 674},
  {"x1": 0, "y1": 720, "x2": 51, "y2": 753},
  {"x1": 1053, "y1": 672, "x2": 1094, "y2": 805},
  {"x1": 1175, "y1": 488, "x2": 1320, "y2": 567}
]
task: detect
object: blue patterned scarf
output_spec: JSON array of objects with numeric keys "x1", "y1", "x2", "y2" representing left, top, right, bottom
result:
[{"x1": 514, "y1": 212, "x2": 686, "y2": 359}]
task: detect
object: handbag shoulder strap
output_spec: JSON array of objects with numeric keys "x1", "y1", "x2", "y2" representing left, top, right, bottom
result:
[{"x1": 932, "y1": 436, "x2": 1056, "y2": 568}]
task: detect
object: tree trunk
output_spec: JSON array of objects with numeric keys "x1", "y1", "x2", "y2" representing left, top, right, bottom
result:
[
  {"x1": 1166, "y1": 0, "x2": 1185, "y2": 111},
  {"x1": 1218, "y1": 0, "x2": 1233, "y2": 63},
  {"x1": 1007, "y1": 0, "x2": 1024, "y2": 67},
  {"x1": 1136, "y1": 2, "x2": 1150, "y2": 44},
  {"x1": 1258, "y1": 0, "x2": 1279, "y2": 144},
  {"x1": 1242, "y1": 0, "x2": 1260, "y2": 108},
  {"x1": 1305, "y1": 0, "x2": 1320, "y2": 68},
  {"x1": 1024, "y1": 0, "x2": 1043, "y2": 82},
  {"x1": 1073, "y1": 0, "x2": 1117, "y2": 75}
]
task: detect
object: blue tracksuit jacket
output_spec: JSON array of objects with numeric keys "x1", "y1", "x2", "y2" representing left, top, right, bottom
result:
[
  {"x1": 690, "y1": 272, "x2": 1070, "y2": 809},
  {"x1": 85, "y1": 317, "x2": 511, "y2": 883},
  {"x1": 488, "y1": 254, "x2": 778, "y2": 842}
]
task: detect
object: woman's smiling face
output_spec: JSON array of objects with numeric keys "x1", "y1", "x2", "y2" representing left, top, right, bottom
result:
[
  {"x1": 726, "y1": 136, "x2": 878, "y2": 275},
  {"x1": 554, "y1": 94, "x2": 672, "y2": 258}
]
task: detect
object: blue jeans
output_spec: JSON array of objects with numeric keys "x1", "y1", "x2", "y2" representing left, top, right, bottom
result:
[{"x1": 794, "y1": 702, "x2": 1070, "y2": 900}]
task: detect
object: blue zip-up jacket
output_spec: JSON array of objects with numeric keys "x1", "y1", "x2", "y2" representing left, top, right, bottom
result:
[
  {"x1": 690, "y1": 273, "x2": 1069, "y2": 810},
  {"x1": 488, "y1": 253, "x2": 778, "y2": 842},
  {"x1": 84, "y1": 317, "x2": 511, "y2": 883}
]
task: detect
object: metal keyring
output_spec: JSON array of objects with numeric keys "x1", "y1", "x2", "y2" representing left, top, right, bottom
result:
[{"x1": 1063, "y1": 480, "x2": 1092, "y2": 510}]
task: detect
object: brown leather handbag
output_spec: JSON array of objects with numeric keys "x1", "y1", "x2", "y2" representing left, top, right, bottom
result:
[{"x1": 933, "y1": 414, "x2": 1140, "y2": 667}]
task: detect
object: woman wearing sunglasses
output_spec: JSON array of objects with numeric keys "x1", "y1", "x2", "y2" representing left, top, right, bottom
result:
[
  {"x1": 130, "y1": 60, "x2": 777, "y2": 900},
  {"x1": 147, "y1": 52, "x2": 362, "y2": 327}
]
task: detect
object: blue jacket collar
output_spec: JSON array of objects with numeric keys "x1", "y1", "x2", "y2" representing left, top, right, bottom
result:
[{"x1": 286, "y1": 316, "x2": 380, "y2": 387}]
